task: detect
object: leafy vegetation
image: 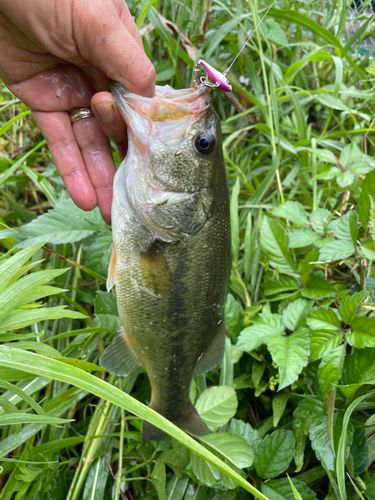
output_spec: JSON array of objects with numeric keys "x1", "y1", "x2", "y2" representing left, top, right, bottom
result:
[{"x1": 1, "y1": 0, "x2": 375, "y2": 498}]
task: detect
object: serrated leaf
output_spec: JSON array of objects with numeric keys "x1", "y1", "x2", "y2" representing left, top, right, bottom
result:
[
  {"x1": 282, "y1": 299, "x2": 313, "y2": 330},
  {"x1": 272, "y1": 393, "x2": 290, "y2": 427},
  {"x1": 227, "y1": 418, "x2": 261, "y2": 453},
  {"x1": 236, "y1": 324, "x2": 283, "y2": 352},
  {"x1": 293, "y1": 395, "x2": 324, "y2": 435},
  {"x1": 260, "y1": 217, "x2": 296, "y2": 273},
  {"x1": 342, "y1": 348, "x2": 375, "y2": 387},
  {"x1": 94, "y1": 291, "x2": 121, "y2": 334},
  {"x1": 339, "y1": 291, "x2": 368, "y2": 324},
  {"x1": 339, "y1": 143, "x2": 362, "y2": 168},
  {"x1": 195, "y1": 386, "x2": 237, "y2": 430},
  {"x1": 347, "y1": 316, "x2": 375, "y2": 348},
  {"x1": 254, "y1": 430, "x2": 295, "y2": 479},
  {"x1": 358, "y1": 167, "x2": 375, "y2": 229},
  {"x1": 301, "y1": 277, "x2": 336, "y2": 300},
  {"x1": 225, "y1": 294, "x2": 243, "y2": 340},
  {"x1": 318, "y1": 240, "x2": 355, "y2": 262},
  {"x1": 82, "y1": 230, "x2": 112, "y2": 276},
  {"x1": 317, "y1": 345, "x2": 345, "y2": 404},
  {"x1": 262, "y1": 478, "x2": 317, "y2": 500},
  {"x1": 307, "y1": 307, "x2": 341, "y2": 331},
  {"x1": 359, "y1": 242, "x2": 375, "y2": 260},
  {"x1": 349, "y1": 161, "x2": 371, "y2": 174},
  {"x1": 289, "y1": 229, "x2": 319, "y2": 248},
  {"x1": 309, "y1": 208, "x2": 332, "y2": 228},
  {"x1": 311, "y1": 148, "x2": 337, "y2": 164},
  {"x1": 337, "y1": 170, "x2": 354, "y2": 188},
  {"x1": 309, "y1": 415, "x2": 335, "y2": 470},
  {"x1": 262, "y1": 18, "x2": 288, "y2": 46},
  {"x1": 201, "y1": 432, "x2": 254, "y2": 469},
  {"x1": 328, "y1": 213, "x2": 353, "y2": 242},
  {"x1": 309, "y1": 329, "x2": 343, "y2": 363},
  {"x1": 270, "y1": 201, "x2": 308, "y2": 226},
  {"x1": 350, "y1": 429, "x2": 368, "y2": 475},
  {"x1": 263, "y1": 275, "x2": 299, "y2": 296},
  {"x1": 151, "y1": 458, "x2": 167, "y2": 500},
  {"x1": 315, "y1": 94, "x2": 350, "y2": 111},
  {"x1": 267, "y1": 328, "x2": 310, "y2": 390},
  {"x1": 252, "y1": 313, "x2": 285, "y2": 330},
  {"x1": 14, "y1": 200, "x2": 105, "y2": 248}
]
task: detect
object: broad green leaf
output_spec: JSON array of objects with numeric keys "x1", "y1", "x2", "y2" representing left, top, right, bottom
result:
[
  {"x1": 236, "y1": 324, "x2": 283, "y2": 352},
  {"x1": 350, "y1": 429, "x2": 368, "y2": 476},
  {"x1": 309, "y1": 329, "x2": 343, "y2": 363},
  {"x1": 225, "y1": 294, "x2": 243, "y2": 340},
  {"x1": 262, "y1": 18, "x2": 288, "y2": 46},
  {"x1": 309, "y1": 415, "x2": 335, "y2": 470},
  {"x1": 328, "y1": 213, "x2": 353, "y2": 242},
  {"x1": 289, "y1": 229, "x2": 319, "y2": 249},
  {"x1": 310, "y1": 148, "x2": 337, "y2": 164},
  {"x1": 318, "y1": 240, "x2": 355, "y2": 262},
  {"x1": 267, "y1": 328, "x2": 310, "y2": 390},
  {"x1": 14, "y1": 200, "x2": 105, "y2": 248},
  {"x1": 151, "y1": 458, "x2": 167, "y2": 500},
  {"x1": 262, "y1": 478, "x2": 317, "y2": 500},
  {"x1": 347, "y1": 316, "x2": 375, "y2": 348},
  {"x1": 263, "y1": 275, "x2": 299, "y2": 296},
  {"x1": 307, "y1": 307, "x2": 341, "y2": 332},
  {"x1": 254, "y1": 429, "x2": 295, "y2": 479},
  {"x1": 94, "y1": 291, "x2": 122, "y2": 334},
  {"x1": 227, "y1": 418, "x2": 261, "y2": 453},
  {"x1": 0, "y1": 346, "x2": 268, "y2": 499},
  {"x1": 272, "y1": 393, "x2": 290, "y2": 428},
  {"x1": 270, "y1": 201, "x2": 308, "y2": 226},
  {"x1": 315, "y1": 94, "x2": 350, "y2": 111},
  {"x1": 339, "y1": 143, "x2": 362, "y2": 168},
  {"x1": 82, "y1": 230, "x2": 112, "y2": 276},
  {"x1": 200, "y1": 432, "x2": 254, "y2": 469},
  {"x1": 282, "y1": 299, "x2": 313, "y2": 330},
  {"x1": 339, "y1": 291, "x2": 368, "y2": 324},
  {"x1": 301, "y1": 276, "x2": 336, "y2": 300},
  {"x1": 260, "y1": 217, "x2": 296, "y2": 273},
  {"x1": 360, "y1": 242, "x2": 375, "y2": 260},
  {"x1": 190, "y1": 450, "x2": 221, "y2": 487},
  {"x1": 358, "y1": 167, "x2": 375, "y2": 229},
  {"x1": 336, "y1": 170, "x2": 355, "y2": 188},
  {"x1": 342, "y1": 348, "x2": 375, "y2": 387},
  {"x1": 195, "y1": 386, "x2": 238, "y2": 431},
  {"x1": 317, "y1": 345, "x2": 345, "y2": 404},
  {"x1": 309, "y1": 208, "x2": 332, "y2": 228},
  {"x1": 349, "y1": 211, "x2": 358, "y2": 244},
  {"x1": 252, "y1": 313, "x2": 285, "y2": 331},
  {"x1": 293, "y1": 396, "x2": 324, "y2": 435}
]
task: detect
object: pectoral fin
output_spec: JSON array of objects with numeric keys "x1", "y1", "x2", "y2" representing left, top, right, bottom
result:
[
  {"x1": 99, "y1": 328, "x2": 141, "y2": 376},
  {"x1": 107, "y1": 245, "x2": 117, "y2": 292},
  {"x1": 195, "y1": 321, "x2": 226, "y2": 375},
  {"x1": 139, "y1": 241, "x2": 172, "y2": 298}
]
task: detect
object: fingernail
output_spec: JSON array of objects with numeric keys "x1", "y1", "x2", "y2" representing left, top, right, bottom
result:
[{"x1": 94, "y1": 103, "x2": 115, "y2": 123}]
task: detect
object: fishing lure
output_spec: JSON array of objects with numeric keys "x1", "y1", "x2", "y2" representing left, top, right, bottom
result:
[{"x1": 194, "y1": 0, "x2": 276, "y2": 92}]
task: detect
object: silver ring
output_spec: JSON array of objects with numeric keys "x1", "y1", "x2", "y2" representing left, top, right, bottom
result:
[{"x1": 69, "y1": 107, "x2": 95, "y2": 124}]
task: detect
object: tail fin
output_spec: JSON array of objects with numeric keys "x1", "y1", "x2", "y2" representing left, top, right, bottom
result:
[{"x1": 142, "y1": 403, "x2": 210, "y2": 443}]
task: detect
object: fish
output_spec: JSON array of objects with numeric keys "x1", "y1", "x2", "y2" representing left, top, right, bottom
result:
[{"x1": 99, "y1": 81, "x2": 231, "y2": 442}]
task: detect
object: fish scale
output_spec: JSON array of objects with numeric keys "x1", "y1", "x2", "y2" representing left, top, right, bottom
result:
[{"x1": 100, "y1": 82, "x2": 231, "y2": 442}]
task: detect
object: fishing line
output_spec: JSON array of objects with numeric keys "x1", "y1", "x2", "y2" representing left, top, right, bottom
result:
[{"x1": 194, "y1": 0, "x2": 276, "y2": 92}]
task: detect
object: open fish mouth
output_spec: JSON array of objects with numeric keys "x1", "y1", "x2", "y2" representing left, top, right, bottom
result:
[{"x1": 111, "y1": 81, "x2": 211, "y2": 145}]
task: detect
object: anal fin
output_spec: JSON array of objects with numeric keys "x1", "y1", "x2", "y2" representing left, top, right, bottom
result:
[
  {"x1": 99, "y1": 328, "x2": 141, "y2": 376},
  {"x1": 195, "y1": 321, "x2": 225, "y2": 375},
  {"x1": 107, "y1": 245, "x2": 117, "y2": 292}
]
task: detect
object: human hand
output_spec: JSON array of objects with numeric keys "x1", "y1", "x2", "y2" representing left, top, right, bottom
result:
[{"x1": 0, "y1": 0, "x2": 155, "y2": 224}]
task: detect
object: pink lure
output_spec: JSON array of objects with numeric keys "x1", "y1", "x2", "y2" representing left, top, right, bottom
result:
[{"x1": 198, "y1": 60, "x2": 232, "y2": 92}]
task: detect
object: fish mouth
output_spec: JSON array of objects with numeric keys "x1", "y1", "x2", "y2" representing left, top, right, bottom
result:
[{"x1": 111, "y1": 81, "x2": 211, "y2": 144}]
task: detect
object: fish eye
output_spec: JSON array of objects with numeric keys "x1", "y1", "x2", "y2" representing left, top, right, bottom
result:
[{"x1": 195, "y1": 133, "x2": 215, "y2": 154}]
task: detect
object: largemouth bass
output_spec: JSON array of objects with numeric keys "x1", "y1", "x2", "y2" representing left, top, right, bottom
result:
[{"x1": 100, "y1": 82, "x2": 231, "y2": 442}]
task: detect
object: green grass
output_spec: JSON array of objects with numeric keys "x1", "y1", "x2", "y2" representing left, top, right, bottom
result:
[{"x1": 1, "y1": 0, "x2": 375, "y2": 499}]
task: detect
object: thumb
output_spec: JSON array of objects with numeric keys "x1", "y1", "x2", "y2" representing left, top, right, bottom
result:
[{"x1": 72, "y1": 0, "x2": 155, "y2": 97}]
